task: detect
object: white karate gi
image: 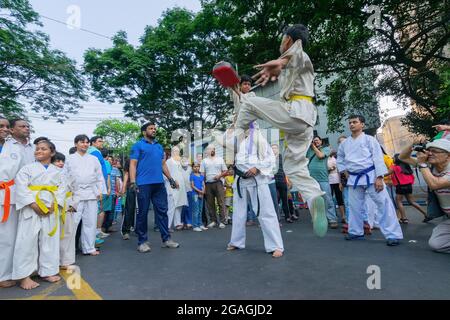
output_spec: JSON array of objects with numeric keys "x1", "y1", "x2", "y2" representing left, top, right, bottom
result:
[
  {"x1": 337, "y1": 133, "x2": 402, "y2": 239},
  {"x1": 229, "y1": 130, "x2": 284, "y2": 253},
  {"x1": 59, "y1": 173, "x2": 78, "y2": 266},
  {"x1": 12, "y1": 163, "x2": 68, "y2": 280},
  {"x1": 0, "y1": 142, "x2": 24, "y2": 282},
  {"x1": 233, "y1": 40, "x2": 324, "y2": 205},
  {"x1": 63, "y1": 152, "x2": 105, "y2": 254},
  {"x1": 166, "y1": 158, "x2": 188, "y2": 228}
]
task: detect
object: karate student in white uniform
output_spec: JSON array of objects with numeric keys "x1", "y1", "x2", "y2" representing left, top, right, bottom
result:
[
  {"x1": 166, "y1": 146, "x2": 187, "y2": 230},
  {"x1": 221, "y1": 24, "x2": 327, "y2": 237},
  {"x1": 0, "y1": 118, "x2": 35, "y2": 288},
  {"x1": 64, "y1": 135, "x2": 105, "y2": 256},
  {"x1": 336, "y1": 115, "x2": 403, "y2": 246},
  {"x1": 12, "y1": 140, "x2": 68, "y2": 290},
  {"x1": 227, "y1": 123, "x2": 284, "y2": 258},
  {"x1": 52, "y1": 152, "x2": 78, "y2": 269}
]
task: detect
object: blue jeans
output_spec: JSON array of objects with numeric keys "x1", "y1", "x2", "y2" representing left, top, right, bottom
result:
[
  {"x1": 181, "y1": 191, "x2": 193, "y2": 225},
  {"x1": 318, "y1": 181, "x2": 338, "y2": 223},
  {"x1": 247, "y1": 204, "x2": 257, "y2": 221},
  {"x1": 191, "y1": 193, "x2": 204, "y2": 228},
  {"x1": 136, "y1": 183, "x2": 170, "y2": 245}
]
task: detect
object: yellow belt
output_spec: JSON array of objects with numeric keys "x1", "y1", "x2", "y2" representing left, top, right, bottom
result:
[
  {"x1": 60, "y1": 191, "x2": 73, "y2": 238},
  {"x1": 28, "y1": 186, "x2": 59, "y2": 237},
  {"x1": 288, "y1": 95, "x2": 314, "y2": 103}
]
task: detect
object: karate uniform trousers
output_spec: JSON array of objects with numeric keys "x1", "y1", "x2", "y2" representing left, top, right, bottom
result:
[
  {"x1": 348, "y1": 184, "x2": 403, "y2": 239},
  {"x1": 229, "y1": 180, "x2": 284, "y2": 253}
]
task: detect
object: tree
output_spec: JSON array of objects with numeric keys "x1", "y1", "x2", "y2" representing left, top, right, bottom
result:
[
  {"x1": 84, "y1": 8, "x2": 233, "y2": 135},
  {"x1": 93, "y1": 119, "x2": 171, "y2": 160},
  {"x1": 202, "y1": 0, "x2": 450, "y2": 136},
  {"x1": 0, "y1": 0, "x2": 87, "y2": 121}
]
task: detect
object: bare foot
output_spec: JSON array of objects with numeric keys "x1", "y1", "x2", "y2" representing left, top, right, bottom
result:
[
  {"x1": 0, "y1": 280, "x2": 17, "y2": 288},
  {"x1": 272, "y1": 250, "x2": 283, "y2": 258},
  {"x1": 89, "y1": 251, "x2": 100, "y2": 256},
  {"x1": 20, "y1": 277, "x2": 40, "y2": 290},
  {"x1": 42, "y1": 275, "x2": 61, "y2": 283},
  {"x1": 226, "y1": 245, "x2": 238, "y2": 251}
]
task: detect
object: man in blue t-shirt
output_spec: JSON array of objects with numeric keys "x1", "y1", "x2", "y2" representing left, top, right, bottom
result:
[{"x1": 129, "y1": 122, "x2": 180, "y2": 252}]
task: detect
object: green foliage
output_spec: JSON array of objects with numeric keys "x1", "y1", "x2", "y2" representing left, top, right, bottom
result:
[
  {"x1": 84, "y1": 8, "x2": 233, "y2": 134},
  {"x1": 0, "y1": 0, "x2": 86, "y2": 120}
]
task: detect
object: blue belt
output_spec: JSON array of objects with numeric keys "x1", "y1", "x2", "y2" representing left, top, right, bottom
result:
[{"x1": 348, "y1": 165, "x2": 375, "y2": 189}]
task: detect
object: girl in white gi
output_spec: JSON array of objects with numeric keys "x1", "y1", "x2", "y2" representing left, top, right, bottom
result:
[
  {"x1": 336, "y1": 115, "x2": 403, "y2": 246},
  {"x1": 63, "y1": 135, "x2": 106, "y2": 257},
  {"x1": 166, "y1": 146, "x2": 187, "y2": 230},
  {"x1": 52, "y1": 152, "x2": 78, "y2": 269},
  {"x1": 0, "y1": 117, "x2": 22, "y2": 288},
  {"x1": 227, "y1": 123, "x2": 284, "y2": 258},
  {"x1": 12, "y1": 140, "x2": 68, "y2": 290},
  {"x1": 219, "y1": 24, "x2": 328, "y2": 237}
]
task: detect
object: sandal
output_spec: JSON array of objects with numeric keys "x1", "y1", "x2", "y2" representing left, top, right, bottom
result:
[{"x1": 400, "y1": 218, "x2": 409, "y2": 224}]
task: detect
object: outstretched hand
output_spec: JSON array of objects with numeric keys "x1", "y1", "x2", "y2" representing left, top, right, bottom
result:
[{"x1": 252, "y1": 59, "x2": 284, "y2": 86}]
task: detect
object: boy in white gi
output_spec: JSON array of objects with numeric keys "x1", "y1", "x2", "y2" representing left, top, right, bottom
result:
[
  {"x1": 12, "y1": 140, "x2": 68, "y2": 290},
  {"x1": 227, "y1": 123, "x2": 284, "y2": 258},
  {"x1": 64, "y1": 135, "x2": 106, "y2": 257},
  {"x1": 53, "y1": 152, "x2": 78, "y2": 269},
  {"x1": 223, "y1": 24, "x2": 328, "y2": 237},
  {"x1": 336, "y1": 115, "x2": 403, "y2": 246},
  {"x1": 0, "y1": 118, "x2": 34, "y2": 288}
]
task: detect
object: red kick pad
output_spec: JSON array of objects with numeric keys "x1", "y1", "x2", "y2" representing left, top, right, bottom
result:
[{"x1": 212, "y1": 62, "x2": 240, "y2": 88}]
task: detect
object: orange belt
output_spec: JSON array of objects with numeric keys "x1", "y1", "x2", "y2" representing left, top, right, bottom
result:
[{"x1": 0, "y1": 180, "x2": 15, "y2": 223}]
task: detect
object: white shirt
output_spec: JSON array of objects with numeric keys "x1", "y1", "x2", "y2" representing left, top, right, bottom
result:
[
  {"x1": 336, "y1": 133, "x2": 387, "y2": 187},
  {"x1": 433, "y1": 162, "x2": 450, "y2": 215},
  {"x1": 3, "y1": 137, "x2": 35, "y2": 168},
  {"x1": 328, "y1": 157, "x2": 340, "y2": 185},
  {"x1": 200, "y1": 157, "x2": 227, "y2": 183},
  {"x1": 63, "y1": 152, "x2": 105, "y2": 201},
  {"x1": 234, "y1": 133, "x2": 275, "y2": 187}
]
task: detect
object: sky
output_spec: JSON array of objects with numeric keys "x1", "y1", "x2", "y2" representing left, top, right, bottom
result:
[
  {"x1": 27, "y1": 0, "x2": 202, "y2": 154},
  {"x1": 26, "y1": 0, "x2": 406, "y2": 154}
]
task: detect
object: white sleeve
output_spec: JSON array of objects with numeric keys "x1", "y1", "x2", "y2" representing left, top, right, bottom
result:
[
  {"x1": 15, "y1": 166, "x2": 35, "y2": 211},
  {"x1": 336, "y1": 143, "x2": 346, "y2": 172},
  {"x1": 368, "y1": 136, "x2": 388, "y2": 178}
]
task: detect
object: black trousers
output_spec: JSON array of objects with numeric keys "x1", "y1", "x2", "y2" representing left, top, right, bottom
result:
[
  {"x1": 275, "y1": 180, "x2": 291, "y2": 220},
  {"x1": 122, "y1": 189, "x2": 136, "y2": 234},
  {"x1": 102, "y1": 195, "x2": 116, "y2": 231}
]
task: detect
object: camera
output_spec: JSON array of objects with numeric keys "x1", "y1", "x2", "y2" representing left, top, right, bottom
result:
[{"x1": 413, "y1": 144, "x2": 427, "y2": 152}]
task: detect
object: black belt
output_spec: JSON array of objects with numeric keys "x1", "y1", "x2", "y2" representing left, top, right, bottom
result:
[{"x1": 234, "y1": 166, "x2": 260, "y2": 217}]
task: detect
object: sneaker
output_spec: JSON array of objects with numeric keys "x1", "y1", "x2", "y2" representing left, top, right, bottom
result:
[
  {"x1": 122, "y1": 233, "x2": 130, "y2": 240},
  {"x1": 345, "y1": 233, "x2": 365, "y2": 241},
  {"x1": 98, "y1": 231, "x2": 110, "y2": 239},
  {"x1": 162, "y1": 239, "x2": 180, "y2": 248},
  {"x1": 207, "y1": 222, "x2": 216, "y2": 228},
  {"x1": 219, "y1": 223, "x2": 226, "y2": 229},
  {"x1": 137, "y1": 242, "x2": 151, "y2": 253},
  {"x1": 311, "y1": 196, "x2": 328, "y2": 237},
  {"x1": 200, "y1": 226, "x2": 208, "y2": 231},
  {"x1": 386, "y1": 238, "x2": 400, "y2": 246},
  {"x1": 329, "y1": 222, "x2": 339, "y2": 229},
  {"x1": 193, "y1": 227, "x2": 202, "y2": 232},
  {"x1": 95, "y1": 238, "x2": 104, "y2": 246}
]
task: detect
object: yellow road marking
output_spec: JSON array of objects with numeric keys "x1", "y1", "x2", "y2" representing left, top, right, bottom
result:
[{"x1": 60, "y1": 269, "x2": 103, "y2": 300}]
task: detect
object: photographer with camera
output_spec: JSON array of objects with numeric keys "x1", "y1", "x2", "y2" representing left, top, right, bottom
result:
[{"x1": 399, "y1": 139, "x2": 450, "y2": 253}]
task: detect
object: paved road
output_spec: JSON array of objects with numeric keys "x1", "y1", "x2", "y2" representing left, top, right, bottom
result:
[{"x1": 1, "y1": 207, "x2": 449, "y2": 300}]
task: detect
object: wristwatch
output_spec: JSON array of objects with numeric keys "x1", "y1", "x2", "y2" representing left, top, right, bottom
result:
[{"x1": 417, "y1": 163, "x2": 428, "y2": 169}]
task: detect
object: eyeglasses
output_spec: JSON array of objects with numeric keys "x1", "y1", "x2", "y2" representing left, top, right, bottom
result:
[{"x1": 427, "y1": 148, "x2": 449, "y2": 154}]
